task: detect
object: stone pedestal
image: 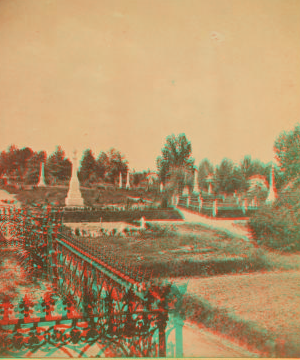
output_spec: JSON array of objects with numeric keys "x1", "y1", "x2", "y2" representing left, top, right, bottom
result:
[{"x1": 65, "y1": 150, "x2": 84, "y2": 207}]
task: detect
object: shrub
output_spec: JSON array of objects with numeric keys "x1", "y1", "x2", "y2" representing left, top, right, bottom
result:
[{"x1": 249, "y1": 188, "x2": 300, "y2": 251}]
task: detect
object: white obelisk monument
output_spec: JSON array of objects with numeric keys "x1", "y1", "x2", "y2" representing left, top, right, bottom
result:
[
  {"x1": 119, "y1": 172, "x2": 123, "y2": 188},
  {"x1": 65, "y1": 150, "x2": 84, "y2": 207},
  {"x1": 266, "y1": 165, "x2": 277, "y2": 204},
  {"x1": 193, "y1": 168, "x2": 200, "y2": 194},
  {"x1": 126, "y1": 171, "x2": 130, "y2": 189},
  {"x1": 37, "y1": 162, "x2": 46, "y2": 187}
]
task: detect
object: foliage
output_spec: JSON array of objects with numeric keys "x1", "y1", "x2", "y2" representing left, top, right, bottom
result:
[
  {"x1": 274, "y1": 123, "x2": 300, "y2": 183},
  {"x1": 240, "y1": 155, "x2": 267, "y2": 181},
  {"x1": 24, "y1": 151, "x2": 47, "y2": 185},
  {"x1": 198, "y1": 159, "x2": 214, "y2": 191},
  {"x1": 78, "y1": 149, "x2": 97, "y2": 184},
  {"x1": 95, "y1": 151, "x2": 109, "y2": 180},
  {"x1": 132, "y1": 171, "x2": 147, "y2": 187},
  {"x1": 156, "y1": 133, "x2": 194, "y2": 194},
  {"x1": 249, "y1": 187, "x2": 300, "y2": 251},
  {"x1": 214, "y1": 158, "x2": 236, "y2": 193},
  {"x1": 46, "y1": 146, "x2": 71, "y2": 184},
  {"x1": 0, "y1": 145, "x2": 35, "y2": 183}
]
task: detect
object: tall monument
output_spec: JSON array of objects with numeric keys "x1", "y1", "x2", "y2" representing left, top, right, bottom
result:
[
  {"x1": 126, "y1": 171, "x2": 130, "y2": 189},
  {"x1": 193, "y1": 168, "x2": 200, "y2": 194},
  {"x1": 119, "y1": 172, "x2": 123, "y2": 188},
  {"x1": 37, "y1": 162, "x2": 46, "y2": 187},
  {"x1": 65, "y1": 150, "x2": 84, "y2": 207},
  {"x1": 265, "y1": 165, "x2": 277, "y2": 204}
]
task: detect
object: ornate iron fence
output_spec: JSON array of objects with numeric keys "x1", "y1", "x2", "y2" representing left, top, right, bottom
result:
[{"x1": 0, "y1": 204, "x2": 178, "y2": 357}]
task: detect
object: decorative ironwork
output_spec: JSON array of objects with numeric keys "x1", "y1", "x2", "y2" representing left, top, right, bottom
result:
[
  {"x1": 0, "y1": 288, "x2": 168, "y2": 357},
  {"x1": 0, "y1": 204, "x2": 177, "y2": 357}
]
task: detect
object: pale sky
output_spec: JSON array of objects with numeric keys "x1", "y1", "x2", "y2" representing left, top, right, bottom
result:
[{"x1": 0, "y1": 0, "x2": 299, "y2": 171}]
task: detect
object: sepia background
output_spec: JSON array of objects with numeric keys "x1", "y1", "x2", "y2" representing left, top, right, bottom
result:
[{"x1": 0, "y1": 0, "x2": 299, "y2": 170}]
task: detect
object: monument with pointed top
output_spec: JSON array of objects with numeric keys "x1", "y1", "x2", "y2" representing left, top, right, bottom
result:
[
  {"x1": 193, "y1": 168, "x2": 200, "y2": 194},
  {"x1": 126, "y1": 171, "x2": 130, "y2": 189},
  {"x1": 119, "y1": 172, "x2": 123, "y2": 188},
  {"x1": 37, "y1": 162, "x2": 46, "y2": 187},
  {"x1": 266, "y1": 165, "x2": 277, "y2": 204},
  {"x1": 65, "y1": 150, "x2": 84, "y2": 207}
]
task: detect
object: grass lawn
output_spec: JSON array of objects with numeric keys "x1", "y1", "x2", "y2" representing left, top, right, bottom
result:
[
  {"x1": 63, "y1": 223, "x2": 268, "y2": 280},
  {"x1": 2, "y1": 185, "x2": 160, "y2": 207},
  {"x1": 173, "y1": 270, "x2": 300, "y2": 357}
]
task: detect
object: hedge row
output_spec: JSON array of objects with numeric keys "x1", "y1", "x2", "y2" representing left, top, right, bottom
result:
[{"x1": 62, "y1": 208, "x2": 183, "y2": 223}]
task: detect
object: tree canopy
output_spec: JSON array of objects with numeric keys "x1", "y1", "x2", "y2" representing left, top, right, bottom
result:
[
  {"x1": 274, "y1": 123, "x2": 300, "y2": 183},
  {"x1": 78, "y1": 149, "x2": 97, "y2": 183},
  {"x1": 157, "y1": 134, "x2": 194, "y2": 185}
]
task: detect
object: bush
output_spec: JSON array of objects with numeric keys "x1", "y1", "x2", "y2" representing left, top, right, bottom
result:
[{"x1": 249, "y1": 188, "x2": 300, "y2": 251}]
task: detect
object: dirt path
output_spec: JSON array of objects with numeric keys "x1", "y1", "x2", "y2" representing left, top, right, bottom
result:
[{"x1": 176, "y1": 207, "x2": 251, "y2": 239}]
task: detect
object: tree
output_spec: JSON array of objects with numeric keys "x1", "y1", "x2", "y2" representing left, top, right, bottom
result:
[
  {"x1": 96, "y1": 152, "x2": 109, "y2": 180},
  {"x1": 0, "y1": 145, "x2": 34, "y2": 183},
  {"x1": 156, "y1": 134, "x2": 194, "y2": 192},
  {"x1": 274, "y1": 123, "x2": 300, "y2": 183},
  {"x1": 104, "y1": 148, "x2": 128, "y2": 184},
  {"x1": 46, "y1": 146, "x2": 71, "y2": 184},
  {"x1": 198, "y1": 159, "x2": 214, "y2": 191},
  {"x1": 240, "y1": 155, "x2": 267, "y2": 181},
  {"x1": 133, "y1": 171, "x2": 147, "y2": 187},
  {"x1": 24, "y1": 151, "x2": 47, "y2": 185},
  {"x1": 78, "y1": 149, "x2": 97, "y2": 184},
  {"x1": 214, "y1": 158, "x2": 235, "y2": 194}
]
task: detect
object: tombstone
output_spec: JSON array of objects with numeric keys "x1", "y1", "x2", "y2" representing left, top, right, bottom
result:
[
  {"x1": 182, "y1": 186, "x2": 189, "y2": 196},
  {"x1": 208, "y1": 183, "x2": 212, "y2": 195},
  {"x1": 193, "y1": 168, "x2": 200, "y2": 194},
  {"x1": 37, "y1": 162, "x2": 46, "y2": 187},
  {"x1": 65, "y1": 150, "x2": 84, "y2": 207},
  {"x1": 119, "y1": 172, "x2": 123, "y2": 189},
  {"x1": 212, "y1": 199, "x2": 218, "y2": 217},
  {"x1": 160, "y1": 182, "x2": 164, "y2": 193},
  {"x1": 242, "y1": 199, "x2": 248, "y2": 214},
  {"x1": 265, "y1": 165, "x2": 277, "y2": 205},
  {"x1": 140, "y1": 216, "x2": 146, "y2": 229},
  {"x1": 125, "y1": 171, "x2": 130, "y2": 190},
  {"x1": 198, "y1": 196, "x2": 203, "y2": 212},
  {"x1": 186, "y1": 196, "x2": 190, "y2": 207}
]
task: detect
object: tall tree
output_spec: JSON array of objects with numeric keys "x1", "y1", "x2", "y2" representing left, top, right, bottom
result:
[
  {"x1": 240, "y1": 155, "x2": 266, "y2": 180},
  {"x1": 274, "y1": 123, "x2": 300, "y2": 183},
  {"x1": 156, "y1": 134, "x2": 194, "y2": 191},
  {"x1": 78, "y1": 149, "x2": 97, "y2": 183},
  {"x1": 104, "y1": 148, "x2": 128, "y2": 184},
  {"x1": 198, "y1": 159, "x2": 214, "y2": 191},
  {"x1": 214, "y1": 158, "x2": 235, "y2": 194},
  {"x1": 96, "y1": 151, "x2": 109, "y2": 180},
  {"x1": 25, "y1": 151, "x2": 47, "y2": 185},
  {"x1": 46, "y1": 146, "x2": 71, "y2": 184}
]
